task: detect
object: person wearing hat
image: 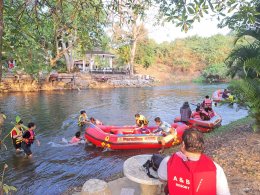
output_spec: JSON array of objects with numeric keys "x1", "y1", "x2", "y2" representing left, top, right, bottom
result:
[
  {"x1": 10, "y1": 117, "x2": 28, "y2": 152},
  {"x1": 180, "y1": 102, "x2": 192, "y2": 122}
]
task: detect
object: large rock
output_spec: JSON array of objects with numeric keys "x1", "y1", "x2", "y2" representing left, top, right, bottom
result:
[{"x1": 81, "y1": 179, "x2": 111, "y2": 195}]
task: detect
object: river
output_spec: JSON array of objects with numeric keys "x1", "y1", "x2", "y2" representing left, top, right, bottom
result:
[{"x1": 0, "y1": 83, "x2": 248, "y2": 195}]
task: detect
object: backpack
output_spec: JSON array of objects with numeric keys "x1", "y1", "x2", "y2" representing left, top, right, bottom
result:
[{"x1": 143, "y1": 154, "x2": 164, "y2": 178}]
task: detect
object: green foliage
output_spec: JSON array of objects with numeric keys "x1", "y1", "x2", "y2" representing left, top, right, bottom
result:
[
  {"x1": 115, "y1": 45, "x2": 131, "y2": 67},
  {"x1": 226, "y1": 9, "x2": 260, "y2": 131},
  {"x1": 132, "y1": 35, "x2": 234, "y2": 74},
  {"x1": 154, "y1": 0, "x2": 259, "y2": 32},
  {"x1": 2, "y1": 0, "x2": 107, "y2": 77},
  {"x1": 202, "y1": 63, "x2": 229, "y2": 82},
  {"x1": 229, "y1": 79, "x2": 260, "y2": 131},
  {"x1": 135, "y1": 39, "x2": 156, "y2": 69}
]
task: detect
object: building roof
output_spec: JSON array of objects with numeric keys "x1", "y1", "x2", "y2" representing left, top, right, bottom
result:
[{"x1": 86, "y1": 50, "x2": 115, "y2": 57}]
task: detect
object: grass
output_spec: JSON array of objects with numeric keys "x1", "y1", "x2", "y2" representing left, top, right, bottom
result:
[
  {"x1": 206, "y1": 116, "x2": 254, "y2": 138},
  {"x1": 165, "y1": 116, "x2": 254, "y2": 155}
]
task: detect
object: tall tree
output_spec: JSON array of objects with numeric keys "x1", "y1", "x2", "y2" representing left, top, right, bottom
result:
[{"x1": 109, "y1": 0, "x2": 152, "y2": 75}]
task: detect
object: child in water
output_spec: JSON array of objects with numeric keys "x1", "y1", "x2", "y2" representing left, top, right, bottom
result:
[{"x1": 70, "y1": 131, "x2": 82, "y2": 144}]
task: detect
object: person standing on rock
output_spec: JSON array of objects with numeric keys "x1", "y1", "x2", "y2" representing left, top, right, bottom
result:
[{"x1": 158, "y1": 129, "x2": 230, "y2": 195}]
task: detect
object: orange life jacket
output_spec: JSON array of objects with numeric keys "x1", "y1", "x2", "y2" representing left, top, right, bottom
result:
[{"x1": 167, "y1": 153, "x2": 216, "y2": 195}]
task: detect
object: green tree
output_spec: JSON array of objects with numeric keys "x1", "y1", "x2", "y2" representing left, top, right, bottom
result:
[{"x1": 225, "y1": 6, "x2": 260, "y2": 130}]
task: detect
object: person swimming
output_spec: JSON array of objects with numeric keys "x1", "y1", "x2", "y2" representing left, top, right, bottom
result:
[{"x1": 69, "y1": 131, "x2": 82, "y2": 144}]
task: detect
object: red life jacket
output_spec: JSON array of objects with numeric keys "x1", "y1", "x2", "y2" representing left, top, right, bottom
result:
[
  {"x1": 204, "y1": 99, "x2": 212, "y2": 108},
  {"x1": 167, "y1": 153, "x2": 216, "y2": 195},
  {"x1": 192, "y1": 112, "x2": 201, "y2": 119},
  {"x1": 24, "y1": 130, "x2": 35, "y2": 144}
]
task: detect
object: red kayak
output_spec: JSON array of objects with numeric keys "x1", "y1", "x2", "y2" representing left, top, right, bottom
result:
[
  {"x1": 85, "y1": 122, "x2": 189, "y2": 150},
  {"x1": 174, "y1": 113, "x2": 222, "y2": 132}
]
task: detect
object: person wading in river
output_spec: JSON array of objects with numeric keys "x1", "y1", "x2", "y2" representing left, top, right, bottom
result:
[
  {"x1": 78, "y1": 110, "x2": 88, "y2": 127},
  {"x1": 10, "y1": 119, "x2": 28, "y2": 152},
  {"x1": 21, "y1": 122, "x2": 40, "y2": 157},
  {"x1": 158, "y1": 129, "x2": 230, "y2": 195}
]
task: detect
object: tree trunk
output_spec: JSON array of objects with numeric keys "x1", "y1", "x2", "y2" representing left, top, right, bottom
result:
[
  {"x1": 129, "y1": 22, "x2": 138, "y2": 76},
  {"x1": 61, "y1": 39, "x2": 73, "y2": 72},
  {"x1": 0, "y1": 0, "x2": 3, "y2": 82},
  {"x1": 130, "y1": 39, "x2": 137, "y2": 76}
]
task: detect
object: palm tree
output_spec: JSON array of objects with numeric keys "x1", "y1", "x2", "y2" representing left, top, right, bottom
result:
[{"x1": 225, "y1": 12, "x2": 260, "y2": 131}]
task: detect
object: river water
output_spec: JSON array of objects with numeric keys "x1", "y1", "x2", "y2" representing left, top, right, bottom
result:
[{"x1": 0, "y1": 83, "x2": 248, "y2": 195}]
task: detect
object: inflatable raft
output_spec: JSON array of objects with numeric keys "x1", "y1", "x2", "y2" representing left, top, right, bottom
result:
[
  {"x1": 174, "y1": 113, "x2": 222, "y2": 132},
  {"x1": 85, "y1": 122, "x2": 189, "y2": 150}
]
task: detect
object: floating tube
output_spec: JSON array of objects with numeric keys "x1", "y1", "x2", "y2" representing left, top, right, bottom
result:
[{"x1": 85, "y1": 122, "x2": 189, "y2": 150}]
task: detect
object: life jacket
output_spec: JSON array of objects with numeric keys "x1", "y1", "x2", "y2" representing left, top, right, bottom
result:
[
  {"x1": 78, "y1": 115, "x2": 87, "y2": 126},
  {"x1": 192, "y1": 112, "x2": 201, "y2": 120},
  {"x1": 10, "y1": 127, "x2": 23, "y2": 144},
  {"x1": 203, "y1": 99, "x2": 212, "y2": 108},
  {"x1": 23, "y1": 130, "x2": 35, "y2": 144},
  {"x1": 228, "y1": 95, "x2": 234, "y2": 102},
  {"x1": 167, "y1": 153, "x2": 216, "y2": 195}
]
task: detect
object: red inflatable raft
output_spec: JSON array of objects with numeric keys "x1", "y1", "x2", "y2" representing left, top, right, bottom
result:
[
  {"x1": 174, "y1": 113, "x2": 222, "y2": 132},
  {"x1": 85, "y1": 122, "x2": 189, "y2": 150}
]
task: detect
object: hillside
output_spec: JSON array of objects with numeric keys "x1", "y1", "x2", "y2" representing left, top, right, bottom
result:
[{"x1": 133, "y1": 34, "x2": 235, "y2": 83}]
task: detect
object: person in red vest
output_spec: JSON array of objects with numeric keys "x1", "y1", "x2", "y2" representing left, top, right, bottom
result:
[
  {"x1": 202, "y1": 95, "x2": 212, "y2": 111},
  {"x1": 158, "y1": 129, "x2": 230, "y2": 195},
  {"x1": 191, "y1": 107, "x2": 201, "y2": 120}
]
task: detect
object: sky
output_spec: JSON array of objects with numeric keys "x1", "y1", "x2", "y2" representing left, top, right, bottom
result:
[{"x1": 146, "y1": 16, "x2": 231, "y2": 43}]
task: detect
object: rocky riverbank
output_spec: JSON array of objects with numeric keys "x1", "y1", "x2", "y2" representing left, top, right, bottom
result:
[
  {"x1": 0, "y1": 73, "x2": 155, "y2": 93},
  {"x1": 63, "y1": 117, "x2": 260, "y2": 195}
]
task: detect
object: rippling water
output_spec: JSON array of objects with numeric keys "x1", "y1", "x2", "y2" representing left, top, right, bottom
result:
[{"x1": 0, "y1": 83, "x2": 248, "y2": 194}]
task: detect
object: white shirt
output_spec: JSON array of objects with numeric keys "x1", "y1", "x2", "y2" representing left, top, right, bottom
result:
[{"x1": 158, "y1": 153, "x2": 231, "y2": 195}]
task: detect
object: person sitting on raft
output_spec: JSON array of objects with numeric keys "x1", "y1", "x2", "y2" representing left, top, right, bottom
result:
[
  {"x1": 191, "y1": 107, "x2": 201, "y2": 120},
  {"x1": 180, "y1": 102, "x2": 191, "y2": 122},
  {"x1": 78, "y1": 110, "x2": 88, "y2": 127},
  {"x1": 69, "y1": 131, "x2": 83, "y2": 144},
  {"x1": 134, "y1": 114, "x2": 149, "y2": 133},
  {"x1": 21, "y1": 122, "x2": 40, "y2": 157},
  {"x1": 202, "y1": 95, "x2": 212, "y2": 111},
  {"x1": 153, "y1": 117, "x2": 177, "y2": 154},
  {"x1": 89, "y1": 117, "x2": 103, "y2": 125},
  {"x1": 10, "y1": 119, "x2": 28, "y2": 152},
  {"x1": 222, "y1": 89, "x2": 230, "y2": 99}
]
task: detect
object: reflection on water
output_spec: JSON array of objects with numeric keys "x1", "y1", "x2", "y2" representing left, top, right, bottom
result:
[{"x1": 0, "y1": 83, "x2": 248, "y2": 195}]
